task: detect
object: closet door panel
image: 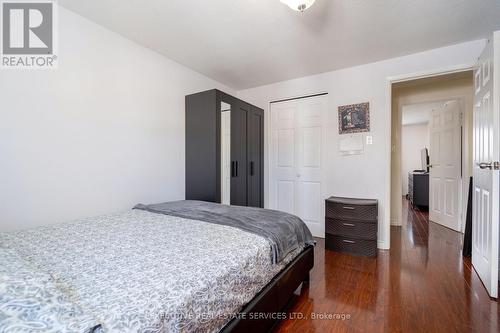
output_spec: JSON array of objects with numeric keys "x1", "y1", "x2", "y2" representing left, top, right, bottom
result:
[
  {"x1": 247, "y1": 110, "x2": 263, "y2": 207},
  {"x1": 231, "y1": 105, "x2": 248, "y2": 206}
]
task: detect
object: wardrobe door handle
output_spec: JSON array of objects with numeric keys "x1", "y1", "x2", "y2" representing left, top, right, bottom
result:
[
  {"x1": 250, "y1": 161, "x2": 254, "y2": 176},
  {"x1": 231, "y1": 161, "x2": 236, "y2": 177},
  {"x1": 235, "y1": 161, "x2": 238, "y2": 177}
]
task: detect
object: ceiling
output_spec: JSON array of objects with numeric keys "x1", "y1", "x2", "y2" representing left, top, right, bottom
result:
[{"x1": 59, "y1": 0, "x2": 500, "y2": 90}]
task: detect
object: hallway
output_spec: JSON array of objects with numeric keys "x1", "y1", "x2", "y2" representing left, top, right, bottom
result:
[{"x1": 273, "y1": 200, "x2": 499, "y2": 332}]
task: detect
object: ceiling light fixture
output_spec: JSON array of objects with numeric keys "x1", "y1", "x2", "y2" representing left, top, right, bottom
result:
[{"x1": 280, "y1": 0, "x2": 316, "y2": 12}]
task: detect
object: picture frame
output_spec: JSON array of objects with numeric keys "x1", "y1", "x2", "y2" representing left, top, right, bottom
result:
[{"x1": 338, "y1": 102, "x2": 370, "y2": 134}]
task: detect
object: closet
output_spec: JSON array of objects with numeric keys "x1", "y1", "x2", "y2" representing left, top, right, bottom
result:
[{"x1": 185, "y1": 89, "x2": 264, "y2": 207}]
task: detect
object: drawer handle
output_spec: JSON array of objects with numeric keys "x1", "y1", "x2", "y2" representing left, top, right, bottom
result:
[
  {"x1": 342, "y1": 239, "x2": 356, "y2": 244},
  {"x1": 342, "y1": 223, "x2": 355, "y2": 227},
  {"x1": 342, "y1": 206, "x2": 355, "y2": 210}
]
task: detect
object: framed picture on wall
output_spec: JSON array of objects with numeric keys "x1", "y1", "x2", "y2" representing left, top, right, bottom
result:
[{"x1": 338, "y1": 102, "x2": 370, "y2": 134}]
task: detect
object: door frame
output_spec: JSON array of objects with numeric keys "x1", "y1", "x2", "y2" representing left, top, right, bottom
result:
[
  {"x1": 267, "y1": 93, "x2": 329, "y2": 237},
  {"x1": 387, "y1": 64, "x2": 476, "y2": 247}
]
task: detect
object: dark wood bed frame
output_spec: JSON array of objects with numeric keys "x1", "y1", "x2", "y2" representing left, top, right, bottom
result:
[{"x1": 220, "y1": 244, "x2": 314, "y2": 333}]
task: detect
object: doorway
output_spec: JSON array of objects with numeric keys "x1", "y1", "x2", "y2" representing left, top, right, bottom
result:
[{"x1": 390, "y1": 71, "x2": 474, "y2": 233}]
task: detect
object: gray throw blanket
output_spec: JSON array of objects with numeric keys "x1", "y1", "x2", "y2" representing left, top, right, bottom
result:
[{"x1": 134, "y1": 200, "x2": 314, "y2": 264}]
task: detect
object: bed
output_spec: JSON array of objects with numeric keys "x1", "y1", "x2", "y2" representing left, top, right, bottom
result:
[{"x1": 0, "y1": 201, "x2": 314, "y2": 333}]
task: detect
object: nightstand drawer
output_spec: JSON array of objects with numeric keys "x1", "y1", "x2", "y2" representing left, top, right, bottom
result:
[
  {"x1": 325, "y1": 234, "x2": 377, "y2": 257},
  {"x1": 326, "y1": 218, "x2": 377, "y2": 240},
  {"x1": 325, "y1": 202, "x2": 377, "y2": 222}
]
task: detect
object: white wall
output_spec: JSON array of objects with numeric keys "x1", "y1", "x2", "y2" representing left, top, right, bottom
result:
[
  {"x1": 401, "y1": 123, "x2": 430, "y2": 195},
  {"x1": 0, "y1": 7, "x2": 233, "y2": 231},
  {"x1": 237, "y1": 40, "x2": 485, "y2": 249}
]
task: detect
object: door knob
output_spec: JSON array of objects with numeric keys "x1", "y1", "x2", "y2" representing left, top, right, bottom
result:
[{"x1": 477, "y1": 161, "x2": 500, "y2": 170}]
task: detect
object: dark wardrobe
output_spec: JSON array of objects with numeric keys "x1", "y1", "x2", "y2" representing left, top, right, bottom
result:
[{"x1": 185, "y1": 89, "x2": 264, "y2": 208}]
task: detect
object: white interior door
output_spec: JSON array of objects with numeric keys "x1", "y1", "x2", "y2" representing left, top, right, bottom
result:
[
  {"x1": 428, "y1": 101, "x2": 462, "y2": 231},
  {"x1": 472, "y1": 33, "x2": 499, "y2": 298},
  {"x1": 270, "y1": 95, "x2": 327, "y2": 237}
]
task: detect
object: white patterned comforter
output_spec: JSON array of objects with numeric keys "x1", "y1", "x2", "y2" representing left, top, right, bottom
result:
[{"x1": 0, "y1": 210, "x2": 303, "y2": 333}]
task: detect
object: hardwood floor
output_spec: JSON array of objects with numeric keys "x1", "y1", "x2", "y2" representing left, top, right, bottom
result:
[{"x1": 274, "y1": 200, "x2": 499, "y2": 333}]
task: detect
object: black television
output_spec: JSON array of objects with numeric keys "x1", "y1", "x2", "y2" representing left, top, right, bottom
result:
[{"x1": 421, "y1": 148, "x2": 429, "y2": 173}]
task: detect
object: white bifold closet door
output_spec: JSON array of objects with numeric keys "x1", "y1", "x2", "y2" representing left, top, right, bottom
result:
[{"x1": 270, "y1": 95, "x2": 327, "y2": 238}]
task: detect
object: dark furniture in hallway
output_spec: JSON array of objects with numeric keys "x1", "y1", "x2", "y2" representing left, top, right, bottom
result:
[
  {"x1": 325, "y1": 196, "x2": 378, "y2": 256},
  {"x1": 408, "y1": 171, "x2": 429, "y2": 208}
]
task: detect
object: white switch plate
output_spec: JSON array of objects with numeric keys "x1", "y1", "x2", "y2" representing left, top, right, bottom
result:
[{"x1": 366, "y1": 135, "x2": 373, "y2": 145}]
